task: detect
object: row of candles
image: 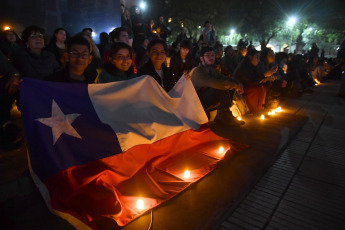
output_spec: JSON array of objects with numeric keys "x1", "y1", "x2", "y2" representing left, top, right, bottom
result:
[
  {"x1": 136, "y1": 108, "x2": 284, "y2": 210},
  {"x1": 260, "y1": 106, "x2": 282, "y2": 120}
]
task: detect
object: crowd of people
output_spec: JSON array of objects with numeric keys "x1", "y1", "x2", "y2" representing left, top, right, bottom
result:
[{"x1": 1, "y1": 5, "x2": 345, "y2": 148}]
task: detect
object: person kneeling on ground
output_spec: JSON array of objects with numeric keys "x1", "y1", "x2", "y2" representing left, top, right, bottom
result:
[{"x1": 190, "y1": 46, "x2": 244, "y2": 126}]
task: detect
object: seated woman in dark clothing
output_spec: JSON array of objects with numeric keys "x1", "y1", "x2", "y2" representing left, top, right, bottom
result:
[
  {"x1": 0, "y1": 29, "x2": 24, "y2": 58},
  {"x1": 98, "y1": 42, "x2": 137, "y2": 83},
  {"x1": 257, "y1": 48, "x2": 286, "y2": 109},
  {"x1": 46, "y1": 27, "x2": 67, "y2": 65},
  {"x1": 233, "y1": 49, "x2": 277, "y2": 115},
  {"x1": 137, "y1": 38, "x2": 175, "y2": 92},
  {"x1": 170, "y1": 39, "x2": 197, "y2": 82},
  {"x1": 11, "y1": 25, "x2": 61, "y2": 81}
]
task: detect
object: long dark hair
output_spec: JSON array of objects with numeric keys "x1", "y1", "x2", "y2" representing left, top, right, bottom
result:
[
  {"x1": 49, "y1": 27, "x2": 67, "y2": 45},
  {"x1": 103, "y1": 42, "x2": 134, "y2": 77}
]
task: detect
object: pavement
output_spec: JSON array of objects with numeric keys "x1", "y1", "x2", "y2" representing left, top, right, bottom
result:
[{"x1": 0, "y1": 81, "x2": 343, "y2": 230}]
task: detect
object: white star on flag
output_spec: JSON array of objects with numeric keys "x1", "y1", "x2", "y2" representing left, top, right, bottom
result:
[{"x1": 36, "y1": 100, "x2": 82, "y2": 145}]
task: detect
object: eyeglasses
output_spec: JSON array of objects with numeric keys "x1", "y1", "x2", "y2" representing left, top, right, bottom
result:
[
  {"x1": 30, "y1": 34, "x2": 44, "y2": 39},
  {"x1": 113, "y1": 55, "x2": 132, "y2": 61},
  {"x1": 150, "y1": 51, "x2": 166, "y2": 56},
  {"x1": 68, "y1": 51, "x2": 90, "y2": 59}
]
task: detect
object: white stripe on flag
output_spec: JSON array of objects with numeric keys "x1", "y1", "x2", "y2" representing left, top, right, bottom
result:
[{"x1": 88, "y1": 75, "x2": 208, "y2": 151}]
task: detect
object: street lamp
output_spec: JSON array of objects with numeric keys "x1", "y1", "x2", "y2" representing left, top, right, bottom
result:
[
  {"x1": 139, "y1": 2, "x2": 146, "y2": 11},
  {"x1": 230, "y1": 29, "x2": 235, "y2": 45},
  {"x1": 286, "y1": 16, "x2": 297, "y2": 27},
  {"x1": 286, "y1": 16, "x2": 297, "y2": 53}
]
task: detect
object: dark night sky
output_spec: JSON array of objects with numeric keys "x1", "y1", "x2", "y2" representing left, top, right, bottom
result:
[{"x1": 1, "y1": 0, "x2": 344, "y2": 37}]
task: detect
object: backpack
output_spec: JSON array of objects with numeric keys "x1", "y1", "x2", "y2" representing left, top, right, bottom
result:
[{"x1": 230, "y1": 94, "x2": 250, "y2": 117}]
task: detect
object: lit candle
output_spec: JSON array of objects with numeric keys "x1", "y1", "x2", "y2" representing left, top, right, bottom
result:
[
  {"x1": 219, "y1": 146, "x2": 224, "y2": 154},
  {"x1": 184, "y1": 170, "x2": 190, "y2": 178},
  {"x1": 260, "y1": 115, "x2": 265, "y2": 120},
  {"x1": 136, "y1": 199, "x2": 144, "y2": 210},
  {"x1": 237, "y1": 116, "x2": 241, "y2": 121},
  {"x1": 268, "y1": 112, "x2": 271, "y2": 115},
  {"x1": 276, "y1": 107, "x2": 282, "y2": 112},
  {"x1": 271, "y1": 110, "x2": 276, "y2": 115}
]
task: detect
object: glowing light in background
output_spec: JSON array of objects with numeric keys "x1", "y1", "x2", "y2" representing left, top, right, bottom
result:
[
  {"x1": 139, "y1": 2, "x2": 146, "y2": 10},
  {"x1": 260, "y1": 115, "x2": 265, "y2": 120},
  {"x1": 4, "y1": 26, "x2": 11, "y2": 30},
  {"x1": 287, "y1": 16, "x2": 297, "y2": 27},
  {"x1": 268, "y1": 112, "x2": 272, "y2": 115}
]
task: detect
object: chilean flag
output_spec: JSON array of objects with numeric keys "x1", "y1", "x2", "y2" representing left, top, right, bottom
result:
[{"x1": 20, "y1": 76, "x2": 247, "y2": 229}]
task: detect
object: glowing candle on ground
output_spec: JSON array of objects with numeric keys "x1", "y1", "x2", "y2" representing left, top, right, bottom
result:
[
  {"x1": 184, "y1": 170, "x2": 191, "y2": 178},
  {"x1": 136, "y1": 199, "x2": 144, "y2": 210},
  {"x1": 219, "y1": 146, "x2": 224, "y2": 154},
  {"x1": 271, "y1": 110, "x2": 276, "y2": 115},
  {"x1": 268, "y1": 112, "x2": 271, "y2": 115},
  {"x1": 276, "y1": 107, "x2": 282, "y2": 112},
  {"x1": 260, "y1": 115, "x2": 265, "y2": 120},
  {"x1": 237, "y1": 116, "x2": 241, "y2": 121}
]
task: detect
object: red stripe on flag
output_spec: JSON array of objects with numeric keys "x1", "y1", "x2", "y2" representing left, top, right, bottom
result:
[{"x1": 43, "y1": 125, "x2": 247, "y2": 228}]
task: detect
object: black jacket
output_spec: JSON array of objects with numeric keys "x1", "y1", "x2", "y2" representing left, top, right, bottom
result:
[
  {"x1": 138, "y1": 60, "x2": 175, "y2": 92},
  {"x1": 170, "y1": 52, "x2": 197, "y2": 82}
]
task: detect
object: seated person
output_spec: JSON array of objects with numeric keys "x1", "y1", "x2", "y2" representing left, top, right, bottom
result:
[
  {"x1": 54, "y1": 35, "x2": 93, "y2": 83},
  {"x1": 138, "y1": 38, "x2": 175, "y2": 92},
  {"x1": 233, "y1": 49, "x2": 277, "y2": 115},
  {"x1": 257, "y1": 48, "x2": 285, "y2": 109},
  {"x1": 190, "y1": 46, "x2": 244, "y2": 126},
  {"x1": 11, "y1": 25, "x2": 61, "y2": 81},
  {"x1": 0, "y1": 50, "x2": 22, "y2": 146},
  {"x1": 97, "y1": 42, "x2": 137, "y2": 83},
  {"x1": 170, "y1": 39, "x2": 197, "y2": 82}
]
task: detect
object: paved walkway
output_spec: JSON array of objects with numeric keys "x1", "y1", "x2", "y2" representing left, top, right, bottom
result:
[{"x1": 216, "y1": 82, "x2": 345, "y2": 230}]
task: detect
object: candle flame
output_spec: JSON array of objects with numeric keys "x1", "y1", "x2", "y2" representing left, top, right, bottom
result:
[
  {"x1": 184, "y1": 170, "x2": 190, "y2": 178},
  {"x1": 260, "y1": 115, "x2": 265, "y2": 120},
  {"x1": 237, "y1": 116, "x2": 241, "y2": 120},
  {"x1": 219, "y1": 146, "x2": 224, "y2": 153},
  {"x1": 271, "y1": 110, "x2": 276, "y2": 115},
  {"x1": 136, "y1": 199, "x2": 144, "y2": 210},
  {"x1": 276, "y1": 107, "x2": 282, "y2": 112},
  {"x1": 268, "y1": 112, "x2": 271, "y2": 115}
]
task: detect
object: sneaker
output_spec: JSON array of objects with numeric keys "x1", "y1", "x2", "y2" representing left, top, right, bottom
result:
[{"x1": 214, "y1": 109, "x2": 245, "y2": 126}]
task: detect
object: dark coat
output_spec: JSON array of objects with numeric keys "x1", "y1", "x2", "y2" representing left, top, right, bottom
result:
[
  {"x1": 233, "y1": 58, "x2": 264, "y2": 87},
  {"x1": 170, "y1": 52, "x2": 197, "y2": 82},
  {"x1": 11, "y1": 49, "x2": 61, "y2": 80},
  {"x1": 137, "y1": 60, "x2": 175, "y2": 92}
]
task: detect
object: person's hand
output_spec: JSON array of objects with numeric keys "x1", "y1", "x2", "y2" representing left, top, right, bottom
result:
[
  {"x1": 270, "y1": 64, "x2": 278, "y2": 74},
  {"x1": 235, "y1": 83, "x2": 244, "y2": 94},
  {"x1": 5, "y1": 74, "x2": 21, "y2": 94},
  {"x1": 184, "y1": 71, "x2": 191, "y2": 80}
]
